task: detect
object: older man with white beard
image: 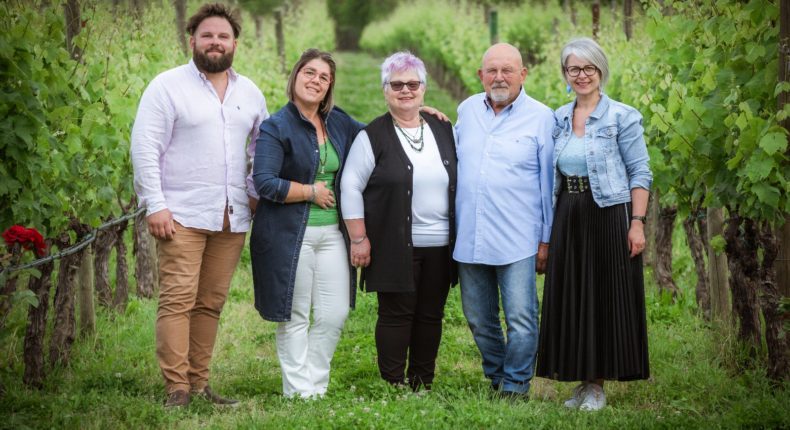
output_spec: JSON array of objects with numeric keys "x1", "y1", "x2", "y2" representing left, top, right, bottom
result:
[{"x1": 453, "y1": 43, "x2": 554, "y2": 400}]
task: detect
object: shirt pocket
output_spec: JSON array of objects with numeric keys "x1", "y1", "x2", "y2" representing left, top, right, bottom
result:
[
  {"x1": 494, "y1": 135, "x2": 538, "y2": 172},
  {"x1": 595, "y1": 125, "x2": 619, "y2": 154}
]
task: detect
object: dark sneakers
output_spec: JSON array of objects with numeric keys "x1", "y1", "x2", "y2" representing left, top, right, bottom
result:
[
  {"x1": 164, "y1": 390, "x2": 190, "y2": 408},
  {"x1": 193, "y1": 385, "x2": 240, "y2": 407}
]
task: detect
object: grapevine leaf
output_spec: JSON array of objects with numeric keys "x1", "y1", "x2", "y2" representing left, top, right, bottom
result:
[
  {"x1": 759, "y1": 132, "x2": 787, "y2": 155},
  {"x1": 751, "y1": 182, "x2": 780, "y2": 208}
]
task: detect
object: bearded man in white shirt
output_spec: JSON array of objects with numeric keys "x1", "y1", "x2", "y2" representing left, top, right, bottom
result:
[{"x1": 130, "y1": 3, "x2": 268, "y2": 408}]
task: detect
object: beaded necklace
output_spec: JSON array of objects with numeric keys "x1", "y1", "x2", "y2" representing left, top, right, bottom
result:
[{"x1": 393, "y1": 115, "x2": 424, "y2": 152}]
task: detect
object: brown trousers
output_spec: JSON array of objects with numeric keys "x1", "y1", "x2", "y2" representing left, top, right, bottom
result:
[{"x1": 155, "y1": 215, "x2": 245, "y2": 394}]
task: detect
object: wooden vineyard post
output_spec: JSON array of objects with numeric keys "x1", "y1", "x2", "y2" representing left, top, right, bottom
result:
[
  {"x1": 111, "y1": 220, "x2": 130, "y2": 313},
  {"x1": 175, "y1": 0, "x2": 188, "y2": 57},
  {"x1": 254, "y1": 15, "x2": 262, "y2": 41},
  {"x1": 133, "y1": 209, "x2": 155, "y2": 299},
  {"x1": 707, "y1": 207, "x2": 730, "y2": 323},
  {"x1": 63, "y1": 0, "x2": 82, "y2": 61},
  {"x1": 489, "y1": 9, "x2": 498, "y2": 45},
  {"x1": 77, "y1": 244, "x2": 95, "y2": 336},
  {"x1": 623, "y1": 0, "x2": 633, "y2": 41},
  {"x1": 275, "y1": 8, "x2": 286, "y2": 74},
  {"x1": 776, "y1": 0, "x2": 790, "y2": 298},
  {"x1": 592, "y1": 1, "x2": 600, "y2": 39}
]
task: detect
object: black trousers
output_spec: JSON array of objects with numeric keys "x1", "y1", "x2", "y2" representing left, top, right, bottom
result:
[{"x1": 375, "y1": 246, "x2": 451, "y2": 389}]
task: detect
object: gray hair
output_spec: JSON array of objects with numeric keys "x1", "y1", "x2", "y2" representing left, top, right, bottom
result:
[
  {"x1": 560, "y1": 37, "x2": 609, "y2": 92},
  {"x1": 380, "y1": 51, "x2": 427, "y2": 86}
]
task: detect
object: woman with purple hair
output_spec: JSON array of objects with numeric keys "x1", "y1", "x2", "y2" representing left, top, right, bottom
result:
[{"x1": 340, "y1": 52, "x2": 458, "y2": 391}]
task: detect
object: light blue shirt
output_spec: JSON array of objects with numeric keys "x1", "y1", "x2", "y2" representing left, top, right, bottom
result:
[
  {"x1": 552, "y1": 94, "x2": 652, "y2": 208},
  {"x1": 453, "y1": 88, "x2": 555, "y2": 265},
  {"x1": 558, "y1": 133, "x2": 588, "y2": 177}
]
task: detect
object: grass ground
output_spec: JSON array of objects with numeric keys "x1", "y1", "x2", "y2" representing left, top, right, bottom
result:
[{"x1": 1, "y1": 52, "x2": 789, "y2": 429}]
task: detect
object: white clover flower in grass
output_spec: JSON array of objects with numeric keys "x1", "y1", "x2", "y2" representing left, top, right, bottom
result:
[
  {"x1": 420, "y1": 410, "x2": 426, "y2": 416},
  {"x1": 348, "y1": 412, "x2": 354, "y2": 417},
  {"x1": 381, "y1": 400, "x2": 387, "y2": 406},
  {"x1": 363, "y1": 407, "x2": 371, "y2": 412},
  {"x1": 329, "y1": 410, "x2": 335, "y2": 417},
  {"x1": 350, "y1": 385, "x2": 356, "y2": 392}
]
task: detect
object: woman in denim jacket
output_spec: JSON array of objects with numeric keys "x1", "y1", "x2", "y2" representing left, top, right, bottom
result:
[{"x1": 536, "y1": 38, "x2": 652, "y2": 411}]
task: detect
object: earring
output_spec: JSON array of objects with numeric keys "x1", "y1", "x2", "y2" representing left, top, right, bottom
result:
[{"x1": 566, "y1": 84, "x2": 572, "y2": 98}]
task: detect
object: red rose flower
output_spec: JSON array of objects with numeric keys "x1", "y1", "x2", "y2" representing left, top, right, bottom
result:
[{"x1": 3, "y1": 225, "x2": 47, "y2": 257}]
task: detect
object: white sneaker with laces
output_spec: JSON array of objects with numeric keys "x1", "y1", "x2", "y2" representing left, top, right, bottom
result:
[
  {"x1": 563, "y1": 383, "x2": 587, "y2": 409},
  {"x1": 579, "y1": 383, "x2": 606, "y2": 411}
]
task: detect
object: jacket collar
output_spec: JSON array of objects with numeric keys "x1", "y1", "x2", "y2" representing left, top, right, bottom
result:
[{"x1": 562, "y1": 93, "x2": 609, "y2": 122}]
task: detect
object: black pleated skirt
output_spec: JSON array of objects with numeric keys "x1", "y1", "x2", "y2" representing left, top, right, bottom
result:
[{"x1": 535, "y1": 187, "x2": 650, "y2": 382}]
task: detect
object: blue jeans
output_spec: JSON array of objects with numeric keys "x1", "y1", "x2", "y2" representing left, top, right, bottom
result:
[{"x1": 459, "y1": 256, "x2": 538, "y2": 394}]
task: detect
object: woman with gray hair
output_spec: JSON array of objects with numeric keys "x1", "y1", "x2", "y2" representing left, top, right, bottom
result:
[
  {"x1": 536, "y1": 37, "x2": 652, "y2": 410},
  {"x1": 340, "y1": 51, "x2": 457, "y2": 391}
]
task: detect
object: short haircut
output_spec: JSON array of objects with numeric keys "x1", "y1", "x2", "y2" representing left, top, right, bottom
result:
[
  {"x1": 286, "y1": 49, "x2": 337, "y2": 116},
  {"x1": 560, "y1": 37, "x2": 609, "y2": 92},
  {"x1": 186, "y1": 3, "x2": 241, "y2": 39},
  {"x1": 380, "y1": 52, "x2": 426, "y2": 86}
]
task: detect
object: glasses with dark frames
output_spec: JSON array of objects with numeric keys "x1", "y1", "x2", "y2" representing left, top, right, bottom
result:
[
  {"x1": 564, "y1": 65, "x2": 599, "y2": 77},
  {"x1": 387, "y1": 81, "x2": 423, "y2": 91}
]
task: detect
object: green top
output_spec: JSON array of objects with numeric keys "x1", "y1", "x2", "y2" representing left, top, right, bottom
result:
[{"x1": 307, "y1": 139, "x2": 339, "y2": 226}]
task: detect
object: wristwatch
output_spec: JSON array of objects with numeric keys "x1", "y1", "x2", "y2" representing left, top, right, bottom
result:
[{"x1": 631, "y1": 215, "x2": 646, "y2": 222}]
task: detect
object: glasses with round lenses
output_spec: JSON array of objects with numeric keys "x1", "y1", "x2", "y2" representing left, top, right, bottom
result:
[
  {"x1": 388, "y1": 81, "x2": 422, "y2": 91},
  {"x1": 302, "y1": 67, "x2": 332, "y2": 85},
  {"x1": 565, "y1": 65, "x2": 598, "y2": 77}
]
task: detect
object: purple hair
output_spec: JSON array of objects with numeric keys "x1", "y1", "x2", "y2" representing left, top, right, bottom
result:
[{"x1": 380, "y1": 52, "x2": 427, "y2": 86}]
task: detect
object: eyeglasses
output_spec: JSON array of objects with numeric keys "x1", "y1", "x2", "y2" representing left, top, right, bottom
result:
[
  {"x1": 564, "y1": 65, "x2": 598, "y2": 77},
  {"x1": 302, "y1": 67, "x2": 333, "y2": 85},
  {"x1": 387, "y1": 81, "x2": 423, "y2": 91}
]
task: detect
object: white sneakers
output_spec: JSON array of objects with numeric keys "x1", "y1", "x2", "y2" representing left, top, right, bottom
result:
[
  {"x1": 564, "y1": 382, "x2": 606, "y2": 411},
  {"x1": 563, "y1": 383, "x2": 587, "y2": 408}
]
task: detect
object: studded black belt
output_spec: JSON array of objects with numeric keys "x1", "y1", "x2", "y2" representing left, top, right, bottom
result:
[{"x1": 562, "y1": 175, "x2": 591, "y2": 194}]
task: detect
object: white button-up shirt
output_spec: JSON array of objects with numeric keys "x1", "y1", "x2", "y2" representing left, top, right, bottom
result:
[{"x1": 131, "y1": 59, "x2": 269, "y2": 232}]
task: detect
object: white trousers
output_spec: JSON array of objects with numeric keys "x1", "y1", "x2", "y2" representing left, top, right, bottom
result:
[{"x1": 276, "y1": 224, "x2": 350, "y2": 398}]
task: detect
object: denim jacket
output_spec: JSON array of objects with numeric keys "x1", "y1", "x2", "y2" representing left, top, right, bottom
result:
[
  {"x1": 552, "y1": 94, "x2": 652, "y2": 208},
  {"x1": 250, "y1": 102, "x2": 364, "y2": 322}
]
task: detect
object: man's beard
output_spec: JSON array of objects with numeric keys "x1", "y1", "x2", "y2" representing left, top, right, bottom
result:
[
  {"x1": 489, "y1": 83, "x2": 510, "y2": 103},
  {"x1": 193, "y1": 45, "x2": 234, "y2": 74}
]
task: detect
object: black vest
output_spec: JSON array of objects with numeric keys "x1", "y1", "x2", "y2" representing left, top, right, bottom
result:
[{"x1": 360, "y1": 112, "x2": 458, "y2": 292}]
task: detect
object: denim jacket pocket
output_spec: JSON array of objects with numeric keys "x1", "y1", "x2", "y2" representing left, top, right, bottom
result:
[{"x1": 595, "y1": 125, "x2": 619, "y2": 154}]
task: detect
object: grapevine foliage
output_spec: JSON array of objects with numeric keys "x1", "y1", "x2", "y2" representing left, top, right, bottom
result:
[
  {"x1": 0, "y1": 0, "x2": 337, "y2": 238},
  {"x1": 637, "y1": 0, "x2": 787, "y2": 221}
]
